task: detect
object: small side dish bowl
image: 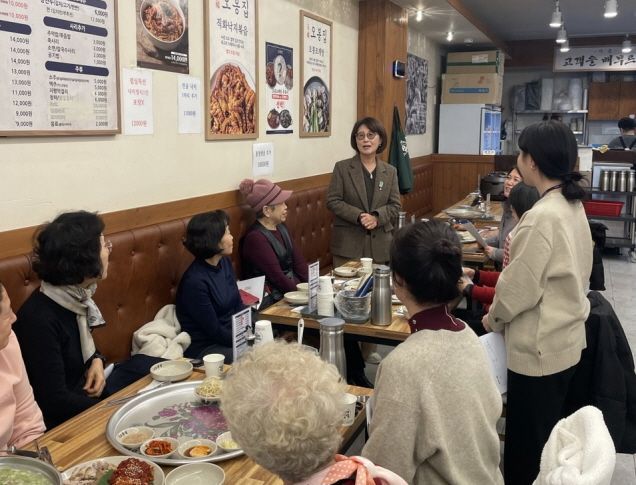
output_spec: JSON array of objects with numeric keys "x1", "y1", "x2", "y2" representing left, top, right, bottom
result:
[
  {"x1": 116, "y1": 426, "x2": 155, "y2": 449},
  {"x1": 178, "y1": 438, "x2": 217, "y2": 459},
  {"x1": 194, "y1": 377, "x2": 223, "y2": 404},
  {"x1": 216, "y1": 431, "x2": 241, "y2": 453},
  {"x1": 165, "y1": 462, "x2": 225, "y2": 485},
  {"x1": 140, "y1": 437, "x2": 178, "y2": 459},
  {"x1": 333, "y1": 266, "x2": 357, "y2": 278},
  {"x1": 150, "y1": 359, "x2": 193, "y2": 382},
  {"x1": 296, "y1": 282, "x2": 309, "y2": 293},
  {"x1": 284, "y1": 291, "x2": 309, "y2": 305}
]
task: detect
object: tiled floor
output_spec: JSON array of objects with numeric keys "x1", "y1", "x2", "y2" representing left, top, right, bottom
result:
[{"x1": 346, "y1": 252, "x2": 636, "y2": 483}]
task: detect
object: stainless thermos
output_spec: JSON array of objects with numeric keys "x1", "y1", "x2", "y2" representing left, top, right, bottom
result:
[
  {"x1": 370, "y1": 265, "x2": 392, "y2": 326},
  {"x1": 600, "y1": 170, "x2": 610, "y2": 191},
  {"x1": 628, "y1": 171, "x2": 636, "y2": 193},
  {"x1": 319, "y1": 317, "x2": 347, "y2": 379},
  {"x1": 618, "y1": 171, "x2": 628, "y2": 192},
  {"x1": 609, "y1": 171, "x2": 618, "y2": 192}
]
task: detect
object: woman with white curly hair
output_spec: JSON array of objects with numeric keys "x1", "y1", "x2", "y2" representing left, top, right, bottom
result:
[{"x1": 221, "y1": 341, "x2": 407, "y2": 485}]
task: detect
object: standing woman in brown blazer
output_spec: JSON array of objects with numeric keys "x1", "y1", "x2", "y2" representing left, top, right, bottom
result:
[{"x1": 327, "y1": 117, "x2": 402, "y2": 267}]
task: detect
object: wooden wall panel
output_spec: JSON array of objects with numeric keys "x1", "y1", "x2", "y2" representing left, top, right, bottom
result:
[
  {"x1": 357, "y1": 0, "x2": 407, "y2": 157},
  {"x1": 430, "y1": 155, "x2": 494, "y2": 213}
]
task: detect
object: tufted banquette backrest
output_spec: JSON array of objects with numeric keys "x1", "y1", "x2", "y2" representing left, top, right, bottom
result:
[{"x1": 0, "y1": 162, "x2": 431, "y2": 362}]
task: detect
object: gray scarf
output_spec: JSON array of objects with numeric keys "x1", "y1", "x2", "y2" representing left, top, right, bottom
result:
[{"x1": 40, "y1": 281, "x2": 106, "y2": 362}]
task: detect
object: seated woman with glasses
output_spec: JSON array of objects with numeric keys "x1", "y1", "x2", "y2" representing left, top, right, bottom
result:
[
  {"x1": 483, "y1": 166, "x2": 523, "y2": 263},
  {"x1": 327, "y1": 116, "x2": 402, "y2": 268},
  {"x1": 0, "y1": 280, "x2": 45, "y2": 448},
  {"x1": 13, "y1": 211, "x2": 114, "y2": 429},
  {"x1": 362, "y1": 221, "x2": 503, "y2": 485},
  {"x1": 176, "y1": 210, "x2": 245, "y2": 363}
]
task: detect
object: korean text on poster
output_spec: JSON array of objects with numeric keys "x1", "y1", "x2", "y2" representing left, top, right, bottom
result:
[
  {"x1": 265, "y1": 42, "x2": 293, "y2": 134},
  {"x1": 178, "y1": 75, "x2": 202, "y2": 134},
  {"x1": 232, "y1": 307, "x2": 252, "y2": 362},
  {"x1": 123, "y1": 68, "x2": 153, "y2": 135},
  {"x1": 554, "y1": 45, "x2": 636, "y2": 72}
]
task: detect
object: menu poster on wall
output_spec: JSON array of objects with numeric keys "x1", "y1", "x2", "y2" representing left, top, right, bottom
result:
[
  {"x1": 122, "y1": 68, "x2": 153, "y2": 135},
  {"x1": 177, "y1": 74, "x2": 201, "y2": 134},
  {"x1": 265, "y1": 42, "x2": 293, "y2": 134},
  {"x1": 136, "y1": 0, "x2": 189, "y2": 74},
  {"x1": 300, "y1": 10, "x2": 332, "y2": 138},
  {"x1": 0, "y1": 0, "x2": 120, "y2": 136},
  {"x1": 204, "y1": 0, "x2": 258, "y2": 140}
]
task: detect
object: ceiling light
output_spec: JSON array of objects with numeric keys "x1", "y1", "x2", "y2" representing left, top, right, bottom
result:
[
  {"x1": 556, "y1": 26, "x2": 567, "y2": 43},
  {"x1": 446, "y1": 31, "x2": 454, "y2": 42},
  {"x1": 623, "y1": 37, "x2": 632, "y2": 53},
  {"x1": 604, "y1": 0, "x2": 618, "y2": 18},
  {"x1": 549, "y1": 1, "x2": 562, "y2": 28},
  {"x1": 415, "y1": 10, "x2": 423, "y2": 22},
  {"x1": 560, "y1": 39, "x2": 570, "y2": 52}
]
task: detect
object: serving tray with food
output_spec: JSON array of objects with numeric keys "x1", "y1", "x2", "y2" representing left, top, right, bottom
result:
[{"x1": 106, "y1": 381, "x2": 243, "y2": 466}]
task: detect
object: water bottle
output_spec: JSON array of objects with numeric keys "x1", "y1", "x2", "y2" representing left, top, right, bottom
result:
[
  {"x1": 618, "y1": 171, "x2": 628, "y2": 192},
  {"x1": 609, "y1": 171, "x2": 617, "y2": 192},
  {"x1": 600, "y1": 170, "x2": 610, "y2": 191},
  {"x1": 370, "y1": 266, "x2": 392, "y2": 326},
  {"x1": 319, "y1": 317, "x2": 347, "y2": 379},
  {"x1": 628, "y1": 171, "x2": 635, "y2": 192}
]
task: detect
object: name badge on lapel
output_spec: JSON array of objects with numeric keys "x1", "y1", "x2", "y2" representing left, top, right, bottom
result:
[{"x1": 378, "y1": 181, "x2": 384, "y2": 191}]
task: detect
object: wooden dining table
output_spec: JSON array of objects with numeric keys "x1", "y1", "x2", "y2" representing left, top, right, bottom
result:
[{"x1": 25, "y1": 369, "x2": 373, "y2": 484}]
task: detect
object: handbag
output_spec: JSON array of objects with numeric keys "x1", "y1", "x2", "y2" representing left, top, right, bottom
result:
[{"x1": 388, "y1": 106, "x2": 413, "y2": 194}]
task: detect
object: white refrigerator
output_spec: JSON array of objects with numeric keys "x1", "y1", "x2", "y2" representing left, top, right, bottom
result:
[{"x1": 439, "y1": 104, "x2": 501, "y2": 155}]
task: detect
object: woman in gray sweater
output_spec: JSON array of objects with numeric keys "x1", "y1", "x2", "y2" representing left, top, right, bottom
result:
[{"x1": 362, "y1": 221, "x2": 503, "y2": 485}]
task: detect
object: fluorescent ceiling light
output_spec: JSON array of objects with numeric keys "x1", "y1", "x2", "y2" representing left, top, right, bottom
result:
[
  {"x1": 446, "y1": 31, "x2": 453, "y2": 42},
  {"x1": 556, "y1": 26, "x2": 567, "y2": 43},
  {"x1": 604, "y1": 0, "x2": 618, "y2": 18},
  {"x1": 560, "y1": 39, "x2": 570, "y2": 52},
  {"x1": 415, "y1": 10, "x2": 423, "y2": 22},
  {"x1": 549, "y1": 1, "x2": 562, "y2": 28},
  {"x1": 623, "y1": 38, "x2": 632, "y2": 53}
]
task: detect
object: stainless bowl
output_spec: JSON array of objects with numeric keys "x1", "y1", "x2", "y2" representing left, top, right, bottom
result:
[
  {"x1": 0, "y1": 456, "x2": 63, "y2": 484},
  {"x1": 334, "y1": 290, "x2": 371, "y2": 321}
]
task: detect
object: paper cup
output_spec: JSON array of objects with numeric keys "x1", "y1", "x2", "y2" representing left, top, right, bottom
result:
[
  {"x1": 360, "y1": 257, "x2": 373, "y2": 273},
  {"x1": 319, "y1": 275, "x2": 334, "y2": 294},
  {"x1": 343, "y1": 393, "x2": 358, "y2": 426},
  {"x1": 203, "y1": 353, "x2": 225, "y2": 378},
  {"x1": 254, "y1": 320, "x2": 274, "y2": 345}
]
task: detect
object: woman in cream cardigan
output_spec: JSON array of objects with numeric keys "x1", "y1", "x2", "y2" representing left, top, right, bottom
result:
[
  {"x1": 483, "y1": 120, "x2": 593, "y2": 485},
  {"x1": 327, "y1": 116, "x2": 401, "y2": 267}
]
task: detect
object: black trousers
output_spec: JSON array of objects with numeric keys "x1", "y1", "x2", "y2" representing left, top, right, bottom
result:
[{"x1": 504, "y1": 364, "x2": 578, "y2": 485}]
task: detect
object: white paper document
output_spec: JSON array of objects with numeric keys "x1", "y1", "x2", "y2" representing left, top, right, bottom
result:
[
  {"x1": 232, "y1": 308, "x2": 252, "y2": 362},
  {"x1": 461, "y1": 221, "x2": 488, "y2": 249},
  {"x1": 237, "y1": 276, "x2": 266, "y2": 309},
  {"x1": 122, "y1": 68, "x2": 153, "y2": 135},
  {"x1": 177, "y1": 75, "x2": 202, "y2": 134},
  {"x1": 479, "y1": 332, "x2": 508, "y2": 394}
]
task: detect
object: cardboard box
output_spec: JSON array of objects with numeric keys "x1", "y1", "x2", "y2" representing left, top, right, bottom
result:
[
  {"x1": 441, "y1": 73, "x2": 503, "y2": 105},
  {"x1": 446, "y1": 50, "x2": 504, "y2": 74}
]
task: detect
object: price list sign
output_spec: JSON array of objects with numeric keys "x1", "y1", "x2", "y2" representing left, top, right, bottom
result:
[{"x1": 0, "y1": 0, "x2": 120, "y2": 136}]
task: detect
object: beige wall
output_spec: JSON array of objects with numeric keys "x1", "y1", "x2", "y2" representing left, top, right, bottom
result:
[
  {"x1": 0, "y1": 0, "x2": 359, "y2": 232},
  {"x1": 406, "y1": 28, "x2": 441, "y2": 157}
]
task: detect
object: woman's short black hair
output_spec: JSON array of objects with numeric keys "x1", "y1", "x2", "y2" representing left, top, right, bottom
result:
[
  {"x1": 350, "y1": 117, "x2": 387, "y2": 154},
  {"x1": 618, "y1": 117, "x2": 636, "y2": 131},
  {"x1": 390, "y1": 220, "x2": 462, "y2": 304},
  {"x1": 33, "y1": 211, "x2": 105, "y2": 285},
  {"x1": 518, "y1": 120, "x2": 585, "y2": 200},
  {"x1": 184, "y1": 210, "x2": 229, "y2": 259},
  {"x1": 508, "y1": 182, "x2": 539, "y2": 220}
]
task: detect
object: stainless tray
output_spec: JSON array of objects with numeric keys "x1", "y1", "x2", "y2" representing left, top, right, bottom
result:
[
  {"x1": 106, "y1": 380, "x2": 244, "y2": 466},
  {"x1": 444, "y1": 206, "x2": 487, "y2": 219}
]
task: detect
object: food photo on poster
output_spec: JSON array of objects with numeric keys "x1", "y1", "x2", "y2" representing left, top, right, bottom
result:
[
  {"x1": 205, "y1": 0, "x2": 257, "y2": 139},
  {"x1": 265, "y1": 42, "x2": 293, "y2": 134},
  {"x1": 136, "y1": 0, "x2": 189, "y2": 74}
]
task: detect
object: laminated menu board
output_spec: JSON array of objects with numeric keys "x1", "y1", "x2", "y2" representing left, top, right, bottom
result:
[
  {"x1": 204, "y1": 0, "x2": 258, "y2": 140},
  {"x1": 300, "y1": 10, "x2": 331, "y2": 138},
  {"x1": 0, "y1": 0, "x2": 120, "y2": 136}
]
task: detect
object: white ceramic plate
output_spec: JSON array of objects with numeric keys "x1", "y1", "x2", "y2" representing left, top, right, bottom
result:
[
  {"x1": 216, "y1": 431, "x2": 242, "y2": 453},
  {"x1": 62, "y1": 456, "x2": 164, "y2": 484},
  {"x1": 150, "y1": 360, "x2": 193, "y2": 382},
  {"x1": 165, "y1": 462, "x2": 225, "y2": 485},
  {"x1": 284, "y1": 291, "x2": 309, "y2": 305},
  {"x1": 333, "y1": 266, "x2": 358, "y2": 278}
]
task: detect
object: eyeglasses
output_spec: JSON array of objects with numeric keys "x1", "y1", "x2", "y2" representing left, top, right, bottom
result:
[
  {"x1": 104, "y1": 240, "x2": 113, "y2": 254},
  {"x1": 355, "y1": 132, "x2": 377, "y2": 141}
]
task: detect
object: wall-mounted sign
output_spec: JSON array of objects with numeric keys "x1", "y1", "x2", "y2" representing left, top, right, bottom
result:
[
  {"x1": 136, "y1": 0, "x2": 189, "y2": 74},
  {"x1": 265, "y1": 42, "x2": 293, "y2": 134},
  {"x1": 204, "y1": 0, "x2": 258, "y2": 140},
  {"x1": 0, "y1": 0, "x2": 120, "y2": 136},
  {"x1": 300, "y1": 10, "x2": 332, "y2": 138},
  {"x1": 554, "y1": 45, "x2": 636, "y2": 72}
]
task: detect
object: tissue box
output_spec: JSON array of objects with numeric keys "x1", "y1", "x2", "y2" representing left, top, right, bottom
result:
[{"x1": 441, "y1": 73, "x2": 503, "y2": 104}]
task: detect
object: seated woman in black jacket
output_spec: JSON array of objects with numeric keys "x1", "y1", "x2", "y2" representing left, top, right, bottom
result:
[
  {"x1": 14, "y1": 211, "x2": 112, "y2": 429},
  {"x1": 176, "y1": 210, "x2": 245, "y2": 362}
]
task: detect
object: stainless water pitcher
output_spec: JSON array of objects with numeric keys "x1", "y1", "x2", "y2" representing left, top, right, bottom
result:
[
  {"x1": 370, "y1": 265, "x2": 392, "y2": 326},
  {"x1": 609, "y1": 171, "x2": 618, "y2": 192},
  {"x1": 600, "y1": 170, "x2": 610, "y2": 191},
  {"x1": 628, "y1": 171, "x2": 635, "y2": 193},
  {"x1": 319, "y1": 317, "x2": 347, "y2": 379},
  {"x1": 618, "y1": 171, "x2": 628, "y2": 192}
]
